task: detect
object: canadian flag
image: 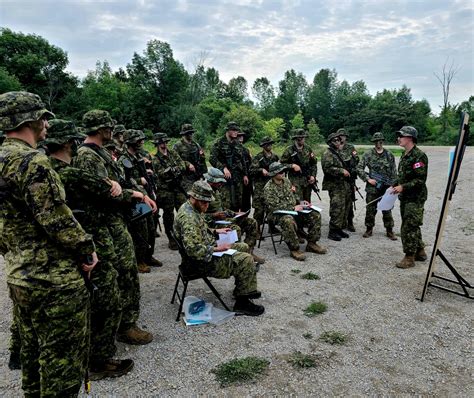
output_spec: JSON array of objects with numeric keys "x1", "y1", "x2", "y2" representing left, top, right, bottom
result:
[{"x1": 412, "y1": 162, "x2": 425, "y2": 169}]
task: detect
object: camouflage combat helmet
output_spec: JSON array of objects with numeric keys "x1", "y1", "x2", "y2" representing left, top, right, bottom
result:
[
  {"x1": 44, "y1": 119, "x2": 85, "y2": 146},
  {"x1": 0, "y1": 91, "x2": 54, "y2": 131},
  {"x1": 187, "y1": 180, "x2": 215, "y2": 202},
  {"x1": 225, "y1": 121, "x2": 240, "y2": 132},
  {"x1": 124, "y1": 129, "x2": 145, "y2": 144},
  {"x1": 113, "y1": 124, "x2": 126, "y2": 136},
  {"x1": 204, "y1": 167, "x2": 227, "y2": 183},
  {"x1": 396, "y1": 126, "x2": 418, "y2": 141},
  {"x1": 291, "y1": 128, "x2": 308, "y2": 139},
  {"x1": 327, "y1": 131, "x2": 342, "y2": 144},
  {"x1": 336, "y1": 128, "x2": 348, "y2": 137},
  {"x1": 268, "y1": 161, "x2": 288, "y2": 177},
  {"x1": 180, "y1": 123, "x2": 195, "y2": 135},
  {"x1": 82, "y1": 110, "x2": 114, "y2": 135},
  {"x1": 152, "y1": 132, "x2": 170, "y2": 145},
  {"x1": 371, "y1": 132, "x2": 385, "y2": 142},
  {"x1": 259, "y1": 136, "x2": 275, "y2": 147}
]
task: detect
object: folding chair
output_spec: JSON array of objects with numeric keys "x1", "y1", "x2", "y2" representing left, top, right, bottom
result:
[
  {"x1": 257, "y1": 211, "x2": 283, "y2": 255},
  {"x1": 169, "y1": 231, "x2": 230, "y2": 321}
]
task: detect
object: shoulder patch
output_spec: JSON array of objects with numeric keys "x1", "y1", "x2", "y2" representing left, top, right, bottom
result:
[
  {"x1": 412, "y1": 162, "x2": 425, "y2": 169},
  {"x1": 352, "y1": 150, "x2": 357, "y2": 156}
]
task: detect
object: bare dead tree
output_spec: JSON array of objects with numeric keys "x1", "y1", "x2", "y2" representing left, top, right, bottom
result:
[{"x1": 434, "y1": 58, "x2": 460, "y2": 135}]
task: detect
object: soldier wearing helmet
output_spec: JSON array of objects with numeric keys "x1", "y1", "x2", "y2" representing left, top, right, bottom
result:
[
  {"x1": 357, "y1": 132, "x2": 398, "y2": 240},
  {"x1": 0, "y1": 91, "x2": 98, "y2": 396},
  {"x1": 392, "y1": 126, "x2": 429, "y2": 269}
]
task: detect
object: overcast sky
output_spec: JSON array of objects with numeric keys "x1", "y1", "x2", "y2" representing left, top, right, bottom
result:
[{"x1": 1, "y1": 0, "x2": 473, "y2": 112}]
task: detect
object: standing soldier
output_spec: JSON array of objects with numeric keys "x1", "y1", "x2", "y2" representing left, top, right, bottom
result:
[
  {"x1": 249, "y1": 136, "x2": 280, "y2": 231},
  {"x1": 209, "y1": 121, "x2": 249, "y2": 211},
  {"x1": 392, "y1": 126, "x2": 428, "y2": 269},
  {"x1": 152, "y1": 132, "x2": 188, "y2": 250},
  {"x1": 357, "y1": 132, "x2": 398, "y2": 240},
  {"x1": 338, "y1": 128, "x2": 360, "y2": 232},
  {"x1": 119, "y1": 129, "x2": 162, "y2": 273},
  {"x1": 173, "y1": 123, "x2": 207, "y2": 192},
  {"x1": 75, "y1": 110, "x2": 155, "y2": 345},
  {"x1": 113, "y1": 124, "x2": 126, "y2": 157},
  {"x1": 0, "y1": 91, "x2": 98, "y2": 396},
  {"x1": 321, "y1": 131, "x2": 352, "y2": 241},
  {"x1": 281, "y1": 128, "x2": 318, "y2": 203},
  {"x1": 238, "y1": 131, "x2": 253, "y2": 212},
  {"x1": 44, "y1": 119, "x2": 134, "y2": 380}
]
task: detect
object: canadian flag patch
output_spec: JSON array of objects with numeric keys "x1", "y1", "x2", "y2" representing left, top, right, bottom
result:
[
  {"x1": 352, "y1": 150, "x2": 357, "y2": 156},
  {"x1": 412, "y1": 162, "x2": 425, "y2": 169}
]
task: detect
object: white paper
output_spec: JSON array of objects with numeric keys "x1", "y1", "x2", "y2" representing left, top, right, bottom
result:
[
  {"x1": 233, "y1": 210, "x2": 250, "y2": 219},
  {"x1": 377, "y1": 187, "x2": 399, "y2": 211},
  {"x1": 310, "y1": 205, "x2": 322, "y2": 213},
  {"x1": 298, "y1": 209, "x2": 312, "y2": 214},
  {"x1": 215, "y1": 220, "x2": 232, "y2": 225},
  {"x1": 212, "y1": 249, "x2": 237, "y2": 257},
  {"x1": 274, "y1": 210, "x2": 298, "y2": 216},
  {"x1": 217, "y1": 230, "x2": 238, "y2": 245}
]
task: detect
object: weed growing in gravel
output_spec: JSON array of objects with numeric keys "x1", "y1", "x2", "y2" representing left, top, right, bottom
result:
[
  {"x1": 304, "y1": 301, "x2": 327, "y2": 317},
  {"x1": 302, "y1": 332, "x2": 313, "y2": 339},
  {"x1": 212, "y1": 357, "x2": 269, "y2": 386},
  {"x1": 319, "y1": 331, "x2": 347, "y2": 345},
  {"x1": 291, "y1": 269, "x2": 301, "y2": 274},
  {"x1": 301, "y1": 272, "x2": 320, "y2": 280},
  {"x1": 287, "y1": 351, "x2": 317, "y2": 368}
]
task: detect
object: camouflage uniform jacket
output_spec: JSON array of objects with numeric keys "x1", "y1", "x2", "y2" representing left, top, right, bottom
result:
[
  {"x1": 204, "y1": 187, "x2": 237, "y2": 224},
  {"x1": 249, "y1": 151, "x2": 280, "y2": 188},
  {"x1": 340, "y1": 143, "x2": 359, "y2": 179},
  {"x1": 395, "y1": 146, "x2": 428, "y2": 203},
  {"x1": 321, "y1": 147, "x2": 350, "y2": 191},
  {"x1": 117, "y1": 150, "x2": 147, "y2": 195},
  {"x1": 152, "y1": 148, "x2": 187, "y2": 192},
  {"x1": 263, "y1": 177, "x2": 298, "y2": 216},
  {"x1": 173, "y1": 138, "x2": 207, "y2": 179},
  {"x1": 174, "y1": 200, "x2": 216, "y2": 263},
  {"x1": 357, "y1": 148, "x2": 397, "y2": 194},
  {"x1": 209, "y1": 137, "x2": 248, "y2": 178},
  {"x1": 0, "y1": 138, "x2": 95, "y2": 289},
  {"x1": 280, "y1": 143, "x2": 317, "y2": 187}
]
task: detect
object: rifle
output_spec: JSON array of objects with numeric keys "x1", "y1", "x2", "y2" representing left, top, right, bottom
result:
[
  {"x1": 137, "y1": 156, "x2": 157, "y2": 201},
  {"x1": 369, "y1": 171, "x2": 395, "y2": 190},
  {"x1": 290, "y1": 151, "x2": 322, "y2": 201}
]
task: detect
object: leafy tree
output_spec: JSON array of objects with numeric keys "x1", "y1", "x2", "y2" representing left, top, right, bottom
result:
[
  {"x1": 252, "y1": 77, "x2": 276, "y2": 119},
  {"x1": 220, "y1": 104, "x2": 263, "y2": 142},
  {"x1": 274, "y1": 69, "x2": 308, "y2": 127},
  {"x1": 224, "y1": 76, "x2": 248, "y2": 103},
  {"x1": 0, "y1": 67, "x2": 22, "y2": 92},
  {"x1": 256, "y1": 117, "x2": 285, "y2": 143},
  {"x1": 290, "y1": 111, "x2": 305, "y2": 130},
  {"x1": 307, "y1": 118, "x2": 324, "y2": 144}
]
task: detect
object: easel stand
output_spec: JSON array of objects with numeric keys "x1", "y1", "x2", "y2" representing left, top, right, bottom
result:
[{"x1": 420, "y1": 112, "x2": 473, "y2": 301}]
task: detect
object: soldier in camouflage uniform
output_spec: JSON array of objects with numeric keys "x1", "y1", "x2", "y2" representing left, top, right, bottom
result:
[
  {"x1": 338, "y1": 128, "x2": 360, "y2": 232},
  {"x1": 204, "y1": 167, "x2": 265, "y2": 264},
  {"x1": 0, "y1": 91, "x2": 98, "y2": 396},
  {"x1": 174, "y1": 181, "x2": 264, "y2": 316},
  {"x1": 321, "y1": 131, "x2": 352, "y2": 241},
  {"x1": 173, "y1": 123, "x2": 207, "y2": 192},
  {"x1": 209, "y1": 121, "x2": 249, "y2": 212},
  {"x1": 112, "y1": 124, "x2": 126, "y2": 158},
  {"x1": 152, "y1": 132, "x2": 189, "y2": 250},
  {"x1": 392, "y1": 126, "x2": 428, "y2": 269},
  {"x1": 119, "y1": 129, "x2": 161, "y2": 273},
  {"x1": 75, "y1": 110, "x2": 155, "y2": 345},
  {"x1": 357, "y1": 132, "x2": 398, "y2": 240},
  {"x1": 263, "y1": 162, "x2": 327, "y2": 261},
  {"x1": 238, "y1": 131, "x2": 253, "y2": 211},
  {"x1": 281, "y1": 129, "x2": 318, "y2": 203},
  {"x1": 249, "y1": 136, "x2": 280, "y2": 229},
  {"x1": 44, "y1": 119, "x2": 134, "y2": 380}
]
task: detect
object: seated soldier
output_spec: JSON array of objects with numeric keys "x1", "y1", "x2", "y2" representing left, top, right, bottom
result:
[
  {"x1": 173, "y1": 181, "x2": 265, "y2": 316},
  {"x1": 263, "y1": 162, "x2": 327, "y2": 261},
  {"x1": 204, "y1": 167, "x2": 265, "y2": 265}
]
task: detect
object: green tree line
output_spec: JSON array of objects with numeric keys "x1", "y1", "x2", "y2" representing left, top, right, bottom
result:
[{"x1": 1, "y1": 28, "x2": 472, "y2": 146}]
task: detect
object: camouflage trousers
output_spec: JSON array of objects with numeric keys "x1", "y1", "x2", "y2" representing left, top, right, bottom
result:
[
  {"x1": 128, "y1": 213, "x2": 156, "y2": 263},
  {"x1": 9, "y1": 284, "x2": 89, "y2": 398},
  {"x1": 291, "y1": 177, "x2": 313, "y2": 203},
  {"x1": 234, "y1": 216, "x2": 259, "y2": 249},
  {"x1": 108, "y1": 216, "x2": 140, "y2": 331},
  {"x1": 221, "y1": 179, "x2": 243, "y2": 212},
  {"x1": 365, "y1": 190, "x2": 394, "y2": 229},
  {"x1": 277, "y1": 212, "x2": 322, "y2": 251},
  {"x1": 400, "y1": 200, "x2": 425, "y2": 255},
  {"x1": 252, "y1": 181, "x2": 267, "y2": 227},
  {"x1": 158, "y1": 189, "x2": 186, "y2": 239},
  {"x1": 9, "y1": 304, "x2": 21, "y2": 359},
  {"x1": 328, "y1": 187, "x2": 352, "y2": 230},
  {"x1": 241, "y1": 179, "x2": 253, "y2": 212},
  {"x1": 207, "y1": 242, "x2": 257, "y2": 296}
]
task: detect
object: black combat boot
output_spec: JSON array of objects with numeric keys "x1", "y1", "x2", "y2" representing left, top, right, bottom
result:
[
  {"x1": 8, "y1": 351, "x2": 21, "y2": 370},
  {"x1": 233, "y1": 297, "x2": 265, "y2": 316},
  {"x1": 338, "y1": 229, "x2": 349, "y2": 238},
  {"x1": 328, "y1": 229, "x2": 342, "y2": 241}
]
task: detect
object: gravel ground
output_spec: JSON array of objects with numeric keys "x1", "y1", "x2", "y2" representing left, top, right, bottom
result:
[{"x1": 0, "y1": 146, "x2": 473, "y2": 397}]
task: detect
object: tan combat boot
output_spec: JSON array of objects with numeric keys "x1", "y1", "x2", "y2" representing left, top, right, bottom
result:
[
  {"x1": 290, "y1": 250, "x2": 306, "y2": 261},
  {"x1": 386, "y1": 228, "x2": 397, "y2": 240},
  {"x1": 305, "y1": 242, "x2": 327, "y2": 254},
  {"x1": 415, "y1": 248, "x2": 427, "y2": 261},
  {"x1": 146, "y1": 256, "x2": 163, "y2": 267},
  {"x1": 137, "y1": 262, "x2": 151, "y2": 273},
  {"x1": 396, "y1": 255, "x2": 415, "y2": 269},
  {"x1": 117, "y1": 325, "x2": 153, "y2": 345},
  {"x1": 363, "y1": 228, "x2": 373, "y2": 238},
  {"x1": 251, "y1": 250, "x2": 266, "y2": 265}
]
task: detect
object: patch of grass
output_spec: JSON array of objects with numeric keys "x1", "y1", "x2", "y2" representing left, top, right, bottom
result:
[
  {"x1": 319, "y1": 331, "x2": 347, "y2": 345},
  {"x1": 212, "y1": 356, "x2": 269, "y2": 386},
  {"x1": 286, "y1": 351, "x2": 317, "y2": 368},
  {"x1": 303, "y1": 301, "x2": 327, "y2": 317},
  {"x1": 302, "y1": 332, "x2": 313, "y2": 339},
  {"x1": 300, "y1": 272, "x2": 320, "y2": 280},
  {"x1": 291, "y1": 269, "x2": 302, "y2": 274}
]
